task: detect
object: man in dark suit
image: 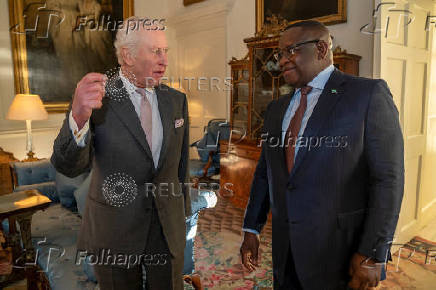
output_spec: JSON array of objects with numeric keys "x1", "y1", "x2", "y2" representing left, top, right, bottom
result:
[
  {"x1": 240, "y1": 20, "x2": 404, "y2": 289},
  {"x1": 51, "y1": 17, "x2": 190, "y2": 290}
]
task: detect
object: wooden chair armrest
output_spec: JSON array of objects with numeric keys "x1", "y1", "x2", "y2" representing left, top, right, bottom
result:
[{"x1": 201, "y1": 151, "x2": 215, "y2": 178}]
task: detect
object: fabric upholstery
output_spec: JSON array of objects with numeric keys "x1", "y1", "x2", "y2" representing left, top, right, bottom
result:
[
  {"x1": 12, "y1": 159, "x2": 56, "y2": 186},
  {"x1": 189, "y1": 159, "x2": 217, "y2": 177},
  {"x1": 31, "y1": 204, "x2": 97, "y2": 289},
  {"x1": 183, "y1": 188, "x2": 217, "y2": 274},
  {"x1": 56, "y1": 171, "x2": 88, "y2": 210},
  {"x1": 73, "y1": 172, "x2": 92, "y2": 216}
]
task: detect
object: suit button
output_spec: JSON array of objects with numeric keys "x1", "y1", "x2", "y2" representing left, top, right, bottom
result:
[
  {"x1": 288, "y1": 184, "x2": 295, "y2": 190},
  {"x1": 285, "y1": 218, "x2": 289, "y2": 224}
]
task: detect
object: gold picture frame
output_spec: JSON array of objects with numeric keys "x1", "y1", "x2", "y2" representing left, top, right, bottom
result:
[
  {"x1": 184, "y1": 0, "x2": 205, "y2": 6},
  {"x1": 8, "y1": 0, "x2": 134, "y2": 113},
  {"x1": 256, "y1": 0, "x2": 347, "y2": 33}
]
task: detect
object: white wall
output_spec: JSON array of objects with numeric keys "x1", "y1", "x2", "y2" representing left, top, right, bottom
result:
[
  {"x1": 166, "y1": 0, "x2": 374, "y2": 77},
  {"x1": 165, "y1": 0, "x2": 236, "y2": 149},
  {"x1": 0, "y1": 0, "x2": 64, "y2": 160},
  {"x1": 329, "y1": 0, "x2": 374, "y2": 78}
]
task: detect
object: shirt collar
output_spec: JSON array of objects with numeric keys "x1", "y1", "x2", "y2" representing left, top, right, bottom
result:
[
  {"x1": 119, "y1": 69, "x2": 155, "y2": 96},
  {"x1": 306, "y1": 64, "x2": 335, "y2": 90}
]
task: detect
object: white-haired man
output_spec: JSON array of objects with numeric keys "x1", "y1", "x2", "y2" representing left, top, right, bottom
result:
[{"x1": 51, "y1": 17, "x2": 190, "y2": 290}]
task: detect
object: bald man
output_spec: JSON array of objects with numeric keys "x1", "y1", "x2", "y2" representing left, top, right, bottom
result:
[
  {"x1": 240, "y1": 20, "x2": 404, "y2": 289},
  {"x1": 51, "y1": 17, "x2": 190, "y2": 289}
]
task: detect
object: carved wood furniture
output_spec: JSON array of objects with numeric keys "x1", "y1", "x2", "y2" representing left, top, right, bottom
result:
[
  {"x1": 0, "y1": 190, "x2": 51, "y2": 289},
  {"x1": 0, "y1": 231, "x2": 12, "y2": 277},
  {"x1": 0, "y1": 148, "x2": 18, "y2": 196},
  {"x1": 221, "y1": 34, "x2": 361, "y2": 209}
]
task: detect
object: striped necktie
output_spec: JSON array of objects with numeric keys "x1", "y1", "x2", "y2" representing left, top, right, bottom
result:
[
  {"x1": 137, "y1": 88, "x2": 153, "y2": 151},
  {"x1": 285, "y1": 85, "x2": 312, "y2": 174}
]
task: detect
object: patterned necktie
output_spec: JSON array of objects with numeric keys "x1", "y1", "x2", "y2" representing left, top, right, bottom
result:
[
  {"x1": 285, "y1": 85, "x2": 312, "y2": 174},
  {"x1": 137, "y1": 88, "x2": 153, "y2": 151}
]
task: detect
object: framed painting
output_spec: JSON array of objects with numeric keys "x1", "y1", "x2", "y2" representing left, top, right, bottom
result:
[
  {"x1": 8, "y1": 0, "x2": 134, "y2": 113},
  {"x1": 256, "y1": 0, "x2": 347, "y2": 33},
  {"x1": 184, "y1": 0, "x2": 205, "y2": 6}
]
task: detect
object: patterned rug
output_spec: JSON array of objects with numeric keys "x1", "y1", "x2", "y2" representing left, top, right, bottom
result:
[
  {"x1": 190, "y1": 197, "x2": 436, "y2": 289},
  {"x1": 191, "y1": 197, "x2": 273, "y2": 290},
  {"x1": 380, "y1": 236, "x2": 436, "y2": 289}
]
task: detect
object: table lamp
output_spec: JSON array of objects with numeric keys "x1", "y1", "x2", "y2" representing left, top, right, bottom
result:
[{"x1": 6, "y1": 94, "x2": 48, "y2": 161}]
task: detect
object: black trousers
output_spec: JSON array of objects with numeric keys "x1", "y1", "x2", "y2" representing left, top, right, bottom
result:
[
  {"x1": 94, "y1": 202, "x2": 172, "y2": 290},
  {"x1": 274, "y1": 243, "x2": 303, "y2": 290},
  {"x1": 274, "y1": 244, "x2": 355, "y2": 290}
]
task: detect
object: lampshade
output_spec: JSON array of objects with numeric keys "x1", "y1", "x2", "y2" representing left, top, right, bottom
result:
[{"x1": 6, "y1": 94, "x2": 48, "y2": 120}]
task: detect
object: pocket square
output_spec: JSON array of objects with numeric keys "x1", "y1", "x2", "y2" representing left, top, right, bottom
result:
[{"x1": 175, "y1": 118, "x2": 184, "y2": 128}]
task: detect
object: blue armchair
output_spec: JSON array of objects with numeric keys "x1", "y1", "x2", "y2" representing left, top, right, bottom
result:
[
  {"x1": 189, "y1": 119, "x2": 230, "y2": 178},
  {"x1": 9, "y1": 159, "x2": 94, "y2": 289},
  {"x1": 184, "y1": 188, "x2": 217, "y2": 275},
  {"x1": 11, "y1": 159, "x2": 89, "y2": 210},
  {"x1": 12, "y1": 159, "x2": 58, "y2": 202}
]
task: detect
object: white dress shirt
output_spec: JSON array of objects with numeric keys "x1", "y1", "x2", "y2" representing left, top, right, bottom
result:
[
  {"x1": 281, "y1": 64, "x2": 335, "y2": 159},
  {"x1": 69, "y1": 69, "x2": 164, "y2": 168}
]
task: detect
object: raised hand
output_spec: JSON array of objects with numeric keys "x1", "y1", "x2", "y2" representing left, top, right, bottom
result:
[{"x1": 72, "y1": 73, "x2": 107, "y2": 129}]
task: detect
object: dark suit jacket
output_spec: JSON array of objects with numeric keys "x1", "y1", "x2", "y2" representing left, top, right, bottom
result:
[
  {"x1": 51, "y1": 78, "x2": 190, "y2": 288},
  {"x1": 243, "y1": 69, "x2": 404, "y2": 289}
]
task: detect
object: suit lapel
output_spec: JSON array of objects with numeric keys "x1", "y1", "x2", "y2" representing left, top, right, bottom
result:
[
  {"x1": 155, "y1": 86, "x2": 173, "y2": 171},
  {"x1": 289, "y1": 69, "x2": 346, "y2": 179},
  {"x1": 107, "y1": 78, "x2": 154, "y2": 162}
]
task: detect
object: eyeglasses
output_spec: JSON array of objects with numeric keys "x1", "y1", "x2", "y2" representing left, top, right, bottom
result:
[
  {"x1": 274, "y1": 39, "x2": 320, "y2": 61},
  {"x1": 150, "y1": 47, "x2": 169, "y2": 57}
]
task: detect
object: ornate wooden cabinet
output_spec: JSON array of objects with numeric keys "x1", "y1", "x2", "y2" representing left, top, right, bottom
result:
[
  {"x1": 221, "y1": 34, "x2": 361, "y2": 209},
  {"x1": 0, "y1": 148, "x2": 17, "y2": 196}
]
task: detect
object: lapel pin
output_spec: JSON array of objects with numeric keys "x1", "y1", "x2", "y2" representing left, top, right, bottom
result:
[{"x1": 331, "y1": 89, "x2": 338, "y2": 94}]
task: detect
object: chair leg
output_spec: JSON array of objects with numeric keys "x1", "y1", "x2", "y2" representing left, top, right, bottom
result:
[
  {"x1": 201, "y1": 151, "x2": 215, "y2": 178},
  {"x1": 183, "y1": 274, "x2": 203, "y2": 290},
  {"x1": 190, "y1": 274, "x2": 203, "y2": 290}
]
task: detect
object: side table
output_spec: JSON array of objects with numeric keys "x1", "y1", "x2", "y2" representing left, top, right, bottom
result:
[{"x1": 0, "y1": 190, "x2": 51, "y2": 289}]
